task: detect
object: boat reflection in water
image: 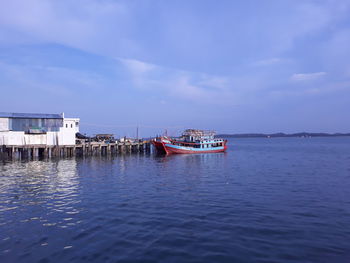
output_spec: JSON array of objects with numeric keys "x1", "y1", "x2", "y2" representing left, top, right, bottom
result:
[{"x1": 153, "y1": 147, "x2": 229, "y2": 177}]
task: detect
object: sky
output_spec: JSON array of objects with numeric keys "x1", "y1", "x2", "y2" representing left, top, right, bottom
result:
[{"x1": 1, "y1": 0, "x2": 350, "y2": 137}]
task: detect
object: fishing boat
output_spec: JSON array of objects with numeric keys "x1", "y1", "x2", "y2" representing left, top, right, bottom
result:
[
  {"x1": 152, "y1": 129, "x2": 227, "y2": 154},
  {"x1": 152, "y1": 136, "x2": 172, "y2": 154}
]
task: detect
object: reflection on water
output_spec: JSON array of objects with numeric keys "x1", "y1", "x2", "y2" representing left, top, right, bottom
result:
[
  {"x1": 153, "y1": 152, "x2": 229, "y2": 175},
  {"x1": 0, "y1": 160, "x2": 79, "y2": 211},
  {"x1": 0, "y1": 159, "x2": 81, "y2": 258},
  {"x1": 1, "y1": 138, "x2": 350, "y2": 263},
  {"x1": 155, "y1": 151, "x2": 227, "y2": 162}
]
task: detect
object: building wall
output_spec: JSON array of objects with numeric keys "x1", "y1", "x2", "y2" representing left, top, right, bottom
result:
[
  {"x1": 0, "y1": 118, "x2": 80, "y2": 146},
  {"x1": 0, "y1": 118, "x2": 9, "y2": 131},
  {"x1": 58, "y1": 118, "x2": 80, "y2": 145},
  {"x1": 0, "y1": 131, "x2": 23, "y2": 145}
]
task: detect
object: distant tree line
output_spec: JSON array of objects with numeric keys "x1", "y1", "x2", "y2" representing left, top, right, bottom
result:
[{"x1": 216, "y1": 132, "x2": 350, "y2": 138}]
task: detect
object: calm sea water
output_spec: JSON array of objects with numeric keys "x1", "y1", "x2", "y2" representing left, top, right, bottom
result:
[{"x1": 1, "y1": 137, "x2": 350, "y2": 263}]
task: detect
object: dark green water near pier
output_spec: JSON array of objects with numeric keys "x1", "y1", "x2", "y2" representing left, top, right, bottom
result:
[{"x1": 1, "y1": 137, "x2": 350, "y2": 262}]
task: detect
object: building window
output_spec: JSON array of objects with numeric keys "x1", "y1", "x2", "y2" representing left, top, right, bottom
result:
[
  {"x1": 75, "y1": 122, "x2": 79, "y2": 127},
  {"x1": 66, "y1": 124, "x2": 68, "y2": 128},
  {"x1": 71, "y1": 124, "x2": 73, "y2": 128}
]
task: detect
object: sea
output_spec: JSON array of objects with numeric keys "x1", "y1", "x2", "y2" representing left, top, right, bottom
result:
[{"x1": 1, "y1": 137, "x2": 350, "y2": 263}]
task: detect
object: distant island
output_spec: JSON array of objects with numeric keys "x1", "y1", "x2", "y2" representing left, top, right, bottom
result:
[{"x1": 217, "y1": 132, "x2": 350, "y2": 138}]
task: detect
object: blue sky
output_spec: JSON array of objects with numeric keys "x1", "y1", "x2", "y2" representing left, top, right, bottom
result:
[{"x1": 1, "y1": 0, "x2": 350, "y2": 137}]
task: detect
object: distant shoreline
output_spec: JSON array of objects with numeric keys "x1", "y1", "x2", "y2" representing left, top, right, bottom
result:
[{"x1": 217, "y1": 132, "x2": 350, "y2": 138}]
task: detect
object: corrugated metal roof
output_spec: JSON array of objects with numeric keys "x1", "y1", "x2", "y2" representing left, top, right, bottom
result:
[{"x1": 0, "y1": 112, "x2": 63, "y2": 119}]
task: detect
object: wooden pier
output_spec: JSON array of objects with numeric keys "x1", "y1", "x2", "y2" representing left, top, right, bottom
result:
[
  {"x1": 75, "y1": 141, "x2": 151, "y2": 156},
  {"x1": 0, "y1": 141, "x2": 151, "y2": 160}
]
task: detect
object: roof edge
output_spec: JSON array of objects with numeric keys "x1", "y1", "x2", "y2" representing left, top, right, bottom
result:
[{"x1": 0, "y1": 112, "x2": 64, "y2": 119}]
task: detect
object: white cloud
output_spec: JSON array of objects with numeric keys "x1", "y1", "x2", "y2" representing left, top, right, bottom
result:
[
  {"x1": 119, "y1": 58, "x2": 156, "y2": 75},
  {"x1": 1, "y1": 0, "x2": 349, "y2": 109},
  {"x1": 0, "y1": 60, "x2": 104, "y2": 96},
  {"x1": 1, "y1": 0, "x2": 348, "y2": 63},
  {"x1": 197, "y1": 76, "x2": 229, "y2": 90},
  {"x1": 0, "y1": 0, "x2": 132, "y2": 56},
  {"x1": 252, "y1": 58, "x2": 283, "y2": 66},
  {"x1": 117, "y1": 57, "x2": 238, "y2": 104},
  {"x1": 270, "y1": 80, "x2": 350, "y2": 98},
  {"x1": 291, "y1": 72, "x2": 327, "y2": 81},
  {"x1": 118, "y1": 57, "x2": 341, "y2": 106}
]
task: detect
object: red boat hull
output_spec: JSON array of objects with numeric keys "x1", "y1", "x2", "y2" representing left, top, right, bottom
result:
[
  {"x1": 163, "y1": 143, "x2": 227, "y2": 154},
  {"x1": 151, "y1": 140, "x2": 167, "y2": 154}
]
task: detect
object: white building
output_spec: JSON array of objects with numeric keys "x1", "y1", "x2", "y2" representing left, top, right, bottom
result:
[{"x1": 0, "y1": 112, "x2": 79, "y2": 146}]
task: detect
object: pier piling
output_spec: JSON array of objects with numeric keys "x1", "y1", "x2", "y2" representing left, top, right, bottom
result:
[{"x1": 0, "y1": 140, "x2": 151, "y2": 161}]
